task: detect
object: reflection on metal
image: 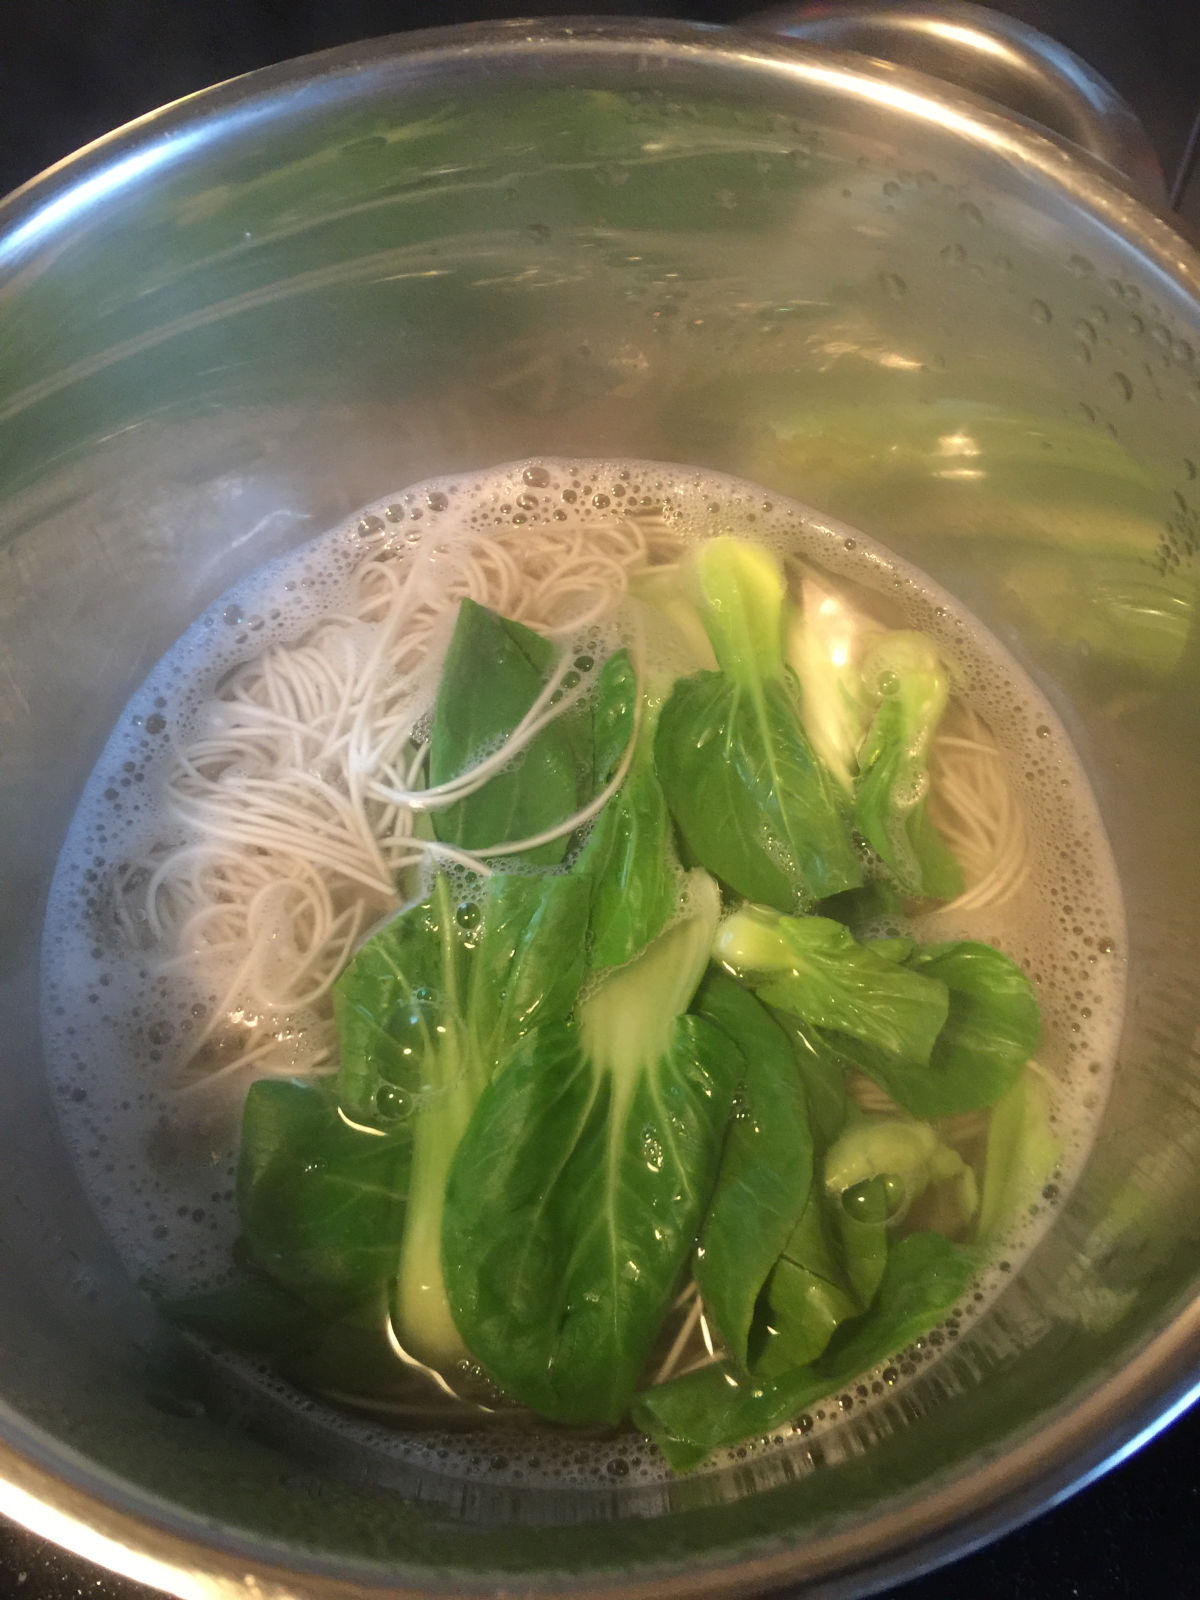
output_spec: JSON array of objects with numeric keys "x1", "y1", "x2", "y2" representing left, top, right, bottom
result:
[{"x1": 747, "y1": 0, "x2": 1167, "y2": 202}]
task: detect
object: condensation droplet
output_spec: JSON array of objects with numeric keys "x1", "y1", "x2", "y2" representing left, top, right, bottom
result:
[{"x1": 1109, "y1": 371, "x2": 1134, "y2": 402}]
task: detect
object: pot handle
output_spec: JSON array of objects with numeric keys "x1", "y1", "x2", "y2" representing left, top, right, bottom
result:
[{"x1": 744, "y1": 1, "x2": 1167, "y2": 205}]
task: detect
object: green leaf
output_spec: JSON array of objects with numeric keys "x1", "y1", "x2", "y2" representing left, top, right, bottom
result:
[
  {"x1": 334, "y1": 870, "x2": 591, "y2": 1128},
  {"x1": 689, "y1": 973, "x2": 815, "y2": 1369},
  {"x1": 832, "y1": 1174, "x2": 891, "y2": 1308},
  {"x1": 785, "y1": 571, "x2": 873, "y2": 795},
  {"x1": 825, "y1": 1115, "x2": 978, "y2": 1238},
  {"x1": 428, "y1": 598, "x2": 577, "y2": 864},
  {"x1": 976, "y1": 1068, "x2": 1060, "y2": 1245},
  {"x1": 167, "y1": 1266, "x2": 340, "y2": 1357},
  {"x1": 818, "y1": 877, "x2": 905, "y2": 939},
  {"x1": 633, "y1": 1232, "x2": 977, "y2": 1470},
  {"x1": 825, "y1": 1115, "x2": 978, "y2": 1304},
  {"x1": 574, "y1": 666, "x2": 682, "y2": 973},
  {"x1": 656, "y1": 671, "x2": 862, "y2": 910},
  {"x1": 717, "y1": 907, "x2": 949, "y2": 1076},
  {"x1": 903, "y1": 942, "x2": 1041, "y2": 1117},
  {"x1": 854, "y1": 631, "x2": 963, "y2": 900},
  {"x1": 690, "y1": 536, "x2": 788, "y2": 689},
  {"x1": 752, "y1": 1188, "x2": 860, "y2": 1379},
  {"x1": 331, "y1": 867, "x2": 591, "y2": 1366},
  {"x1": 167, "y1": 1271, "x2": 403, "y2": 1398},
  {"x1": 443, "y1": 878, "x2": 735, "y2": 1424},
  {"x1": 566, "y1": 648, "x2": 637, "y2": 810},
  {"x1": 236, "y1": 1078, "x2": 409, "y2": 1307},
  {"x1": 773, "y1": 1015, "x2": 851, "y2": 1148}
]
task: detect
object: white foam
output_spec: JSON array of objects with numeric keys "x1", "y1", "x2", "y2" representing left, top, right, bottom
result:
[{"x1": 40, "y1": 457, "x2": 1125, "y2": 1491}]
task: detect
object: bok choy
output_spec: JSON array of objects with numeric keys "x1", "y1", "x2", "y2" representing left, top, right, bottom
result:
[
  {"x1": 442, "y1": 872, "x2": 735, "y2": 1423},
  {"x1": 186, "y1": 527, "x2": 1059, "y2": 1477},
  {"x1": 655, "y1": 537, "x2": 862, "y2": 910}
]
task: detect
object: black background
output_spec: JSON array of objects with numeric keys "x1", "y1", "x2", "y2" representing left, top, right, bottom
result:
[{"x1": 1, "y1": 3, "x2": 1199, "y2": 1597}]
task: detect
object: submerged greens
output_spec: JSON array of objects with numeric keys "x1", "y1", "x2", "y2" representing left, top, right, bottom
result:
[
  {"x1": 854, "y1": 631, "x2": 963, "y2": 900},
  {"x1": 716, "y1": 905, "x2": 1039, "y2": 1119},
  {"x1": 334, "y1": 867, "x2": 591, "y2": 1366},
  {"x1": 428, "y1": 598, "x2": 578, "y2": 865},
  {"x1": 655, "y1": 538, "x2": 861, "y2": 910},
  {"x1": 443, "y1": 873, "x2": 733, "y2": 1424},
  {"x1": 193, "y1": 535, "x2": 1057, "y2": 1474},
  {"x1": 573, "y1": 660, "x2": 681, "y2": 973},
  {"x1": 634, "y1": 1231, "x2": 978, "y2": 1470}
]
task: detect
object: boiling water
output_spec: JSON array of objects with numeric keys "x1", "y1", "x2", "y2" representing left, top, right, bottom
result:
[{"x1": 41, "y1": 459, "x2": 1125, "y2": 1498}]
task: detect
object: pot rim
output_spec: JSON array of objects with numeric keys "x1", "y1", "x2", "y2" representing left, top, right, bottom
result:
[{"x1": 2, "y1": 17, "x2": 1199, "y2": 1599}]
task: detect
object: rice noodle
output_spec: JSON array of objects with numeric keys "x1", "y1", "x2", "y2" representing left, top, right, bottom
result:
[
  {"x1": 123, "y1": 512, "x2": 675, "y2": 1087},
  {"x1": 927, "y1": 701, "x2": 1029, "y2": 914}
]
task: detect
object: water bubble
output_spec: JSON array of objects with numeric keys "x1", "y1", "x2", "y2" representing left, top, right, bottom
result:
[
  {"x1": 641, "y1": 1130, "x2": 664, "y2": 1173},
  {"x1": 222, "y1": 604, "x2": 244, "y2": 627},
  {"x1": 523, "y1": 465, "x2": 551, "y2": 488},
  {"x1": 426, "y1": 491, "x2": 449, "y2": 513},
  {"x1": 374, "y1": 1083, "x2": 409, "y2": 1121},
  {"x1": 357, "y1": 515, "x2": 385, "y2": 538}
]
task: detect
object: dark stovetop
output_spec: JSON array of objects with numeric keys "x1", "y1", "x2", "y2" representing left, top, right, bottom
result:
[{"x1": 1, "y1": 2, "x2": 1198, "y2": 1597}]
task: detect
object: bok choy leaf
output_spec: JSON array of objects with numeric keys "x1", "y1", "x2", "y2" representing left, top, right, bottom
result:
[
  {"x1": 718, "y1": 907, "x2": 1039, "y2": 1118},
  {"x1": 716, "y1": 907, "x2": 950, "y2": 1079},
  {"x1": 333, "y1": 867, "x2": 591, "y2": 1366},
  {"x1": 975, "y1": 1068, "x2": 1060, "y2": 1245},
  {"x1": 573, "y1": 656, "x2": 682, "y2": 973},
  {"x1": 689, "y1": 973, "x2": 817, "y2": 1370},
  {"x1": 785, "y1": 572, "x2": 873, "y2": 795},
  {"x1": 854, "y1": 631, "x2": 963, "y2": 900},
  {"x1": 633, "y1": 1231, "x2": 977, "y2": 1470},
  {"x1": 428, "y1": 598, "x2": 579, "y2": 865},
  {"x1": 442, "y1": 872, "x2": 736, "y2": 1425},
  {"x1": 655, "y1": 538, "x2": 861, "y2": 911}
]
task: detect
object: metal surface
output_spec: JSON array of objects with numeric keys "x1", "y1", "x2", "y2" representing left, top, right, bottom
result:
[
  {"x1": 747, "y1": 1, "x2": 1167, "y2": 201},
  {"x1": 1, "y1": 17, "x2": 1199, "y2": 1600}
]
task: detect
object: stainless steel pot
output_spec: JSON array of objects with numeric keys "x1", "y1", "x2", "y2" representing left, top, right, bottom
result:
[{"x1": 1, "y1": 15, "x2": 1198, "y2": 1598}]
